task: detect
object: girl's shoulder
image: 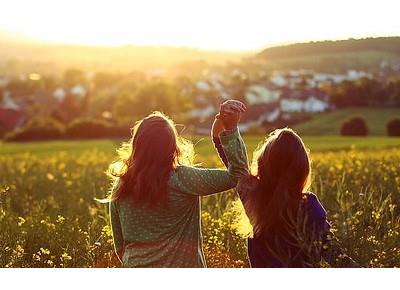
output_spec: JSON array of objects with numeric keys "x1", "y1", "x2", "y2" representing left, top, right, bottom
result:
[
  {"x1": 302, "y1": 192, "x2": 327, "y2": 222},
  {"x1": 236, "y1": 174, "x2": 259, "y2": 202}
]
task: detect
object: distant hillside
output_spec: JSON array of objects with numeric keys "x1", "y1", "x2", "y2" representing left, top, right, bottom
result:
[
  {"x1": 0, "y1": 39, "x2": 245, "y2": 75},
  {"x1": 294, "y1": 107, "x2": 400, "y2": 136},
  {"x1": 255, "y1": 37, "x2": 400, "y2": 72},
  {"x1": 258, "y1": 37, "x2": 400, "y2": 59}
]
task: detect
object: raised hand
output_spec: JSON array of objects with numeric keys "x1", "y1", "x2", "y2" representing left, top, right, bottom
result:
[
  {"x1": 211, "y1": 100, "x2": 247, "y2": 137},
  {"x1": 220, "y1": 100, "x2": 247, "y2": 115},
  {"x1": 219, "y1": 100, "x2": 246, "y2": 130}
]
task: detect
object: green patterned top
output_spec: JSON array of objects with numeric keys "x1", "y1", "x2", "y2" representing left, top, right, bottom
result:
[{"x1": 109, "y1": 129, "x2": 248, "y2": 267}]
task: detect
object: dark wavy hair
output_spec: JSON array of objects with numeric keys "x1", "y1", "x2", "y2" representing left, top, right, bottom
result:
[
  {"x1": 244, "y1": 128, "x2": 311, "y2": 236},
  {"x1": 105, "y1": 111, "x2": 193, "y2": 207}
]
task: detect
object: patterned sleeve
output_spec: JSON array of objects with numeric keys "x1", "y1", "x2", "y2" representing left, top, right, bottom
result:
[{"x1": 169, "y1": 128, "x2": 249, "y2": 196}]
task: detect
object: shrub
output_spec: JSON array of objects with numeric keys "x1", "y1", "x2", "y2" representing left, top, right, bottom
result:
[
  {"x1": 4, "y1": 118, "x2": 65, "y2": 142},
  {"x1": 387, "y1": 119, "x2": 400, "y2": 137},
  {"x1": 66, "y1": 119, "x2": 111, "y2": 139},
  {"x1": 340, "y1": 117, "x2": 368, "y2": 136}
]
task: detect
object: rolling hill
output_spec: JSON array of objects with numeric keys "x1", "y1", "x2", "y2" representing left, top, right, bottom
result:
[
  {"x1": 293, "y1": 107, "x2": 400, "y2": 136},
  {"x1": 254, "y1": 37, "x2": 400, "y2": 72},
  {"x1": 0, "y1": 37, "x2": 245, "y2": 75}
]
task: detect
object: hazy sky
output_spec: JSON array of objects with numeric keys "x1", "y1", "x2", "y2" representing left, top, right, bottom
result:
[{"x1": 0, "y1": 0, "x2": 399, "y2": 51}]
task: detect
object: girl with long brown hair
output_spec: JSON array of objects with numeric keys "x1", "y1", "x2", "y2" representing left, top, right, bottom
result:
[
  {"x1": 103, "y1": 100, "x2": 248, "y2": 267},
  {"x1": 213, "y1": 126, "x2": 358, "y2": 267}
]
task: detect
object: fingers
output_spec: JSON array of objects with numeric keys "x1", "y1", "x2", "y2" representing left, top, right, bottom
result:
[{"x1": 220, "y1": 100, "x2": 247, "y2": 114}]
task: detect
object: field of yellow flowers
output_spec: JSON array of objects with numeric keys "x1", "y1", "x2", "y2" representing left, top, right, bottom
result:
[{"x1": 1, "y1": 136, "x2": 399, "y2": 267}]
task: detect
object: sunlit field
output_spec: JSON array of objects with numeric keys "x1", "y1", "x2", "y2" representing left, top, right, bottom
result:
[{"x1": 1, "y1": 136, "x2": 400, "y2": 267}]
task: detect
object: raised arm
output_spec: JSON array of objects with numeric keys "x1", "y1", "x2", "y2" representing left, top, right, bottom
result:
[{"x1": 169, "y1": 128, "x2": 249, "y2": 196}]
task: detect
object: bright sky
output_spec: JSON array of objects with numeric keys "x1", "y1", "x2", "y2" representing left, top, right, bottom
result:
[{"x1": 0, "y1": 0, "x2": 399, "y2": 51}]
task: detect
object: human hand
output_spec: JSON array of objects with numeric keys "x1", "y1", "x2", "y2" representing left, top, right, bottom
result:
[
  {"x1": 211, "y1": 115, "x2": 225, "y2": 137},
  {"x1": 219, "y1": 100, "x2": 246, "y2": 130}
]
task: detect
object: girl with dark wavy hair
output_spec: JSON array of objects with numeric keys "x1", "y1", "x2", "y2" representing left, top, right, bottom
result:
[{"x1": 102, "y1": 101, "x2": 248, "y2": 267}]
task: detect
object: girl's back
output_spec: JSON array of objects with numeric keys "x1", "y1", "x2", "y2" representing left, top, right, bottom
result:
[{"x1": 110, "y1": 129, "x2": 249, "y2": 267}]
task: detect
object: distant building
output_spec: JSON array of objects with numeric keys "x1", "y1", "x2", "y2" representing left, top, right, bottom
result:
[
  {"x1": 303, "y1": 96, "x2": 329, "y2": 112},
  {"x1": 0, "y1": 93, "x2": 24, "y2": 131},
  {"x1": 280, "y1": 96, "x2": 329, "y2": 113},
  {"x1": 270, "y1": 73, "x2": 288, "y2": 87},
  {"x1": 239, "y1": 104, "x2": 280, "y2": 132},
  {"x1": 189, "y1": 105, "x2": 215, "y2": 119},
  {"x1": 53, "y1": 88, "x2": 67, "y2": 102},
  {"x1": 245, "y1": 85, "x2": 280, "y2": 105},
  {"x1": 1, "y1": 93, "x2": 20, "y2": 110},
  {"x1": 70, "y1": 84, "x2": 87, "y2": 98}
]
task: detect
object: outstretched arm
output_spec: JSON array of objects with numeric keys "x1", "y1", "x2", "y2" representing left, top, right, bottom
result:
[{"x1": 169, "y1": 128, "x2": 248, "y2": 196}]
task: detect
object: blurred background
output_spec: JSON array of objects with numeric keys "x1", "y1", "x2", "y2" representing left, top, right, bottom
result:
[{"x1": 0, "y1": 0, "x2": 399, "y2": 141}]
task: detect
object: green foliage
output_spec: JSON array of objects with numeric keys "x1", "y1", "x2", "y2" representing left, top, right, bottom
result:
[
  {"x1": 66, "y1": 119, "x2": 111, "y2": 139},
  {"x1": 386, "y1": 119, "x2": 400, "y2": 137},
  {"x1": 4, "y1": 118, "x2": 65, "y2": 142},
  {"x1": 340, "y1": 117, "x2": 368, "y2": 136}
]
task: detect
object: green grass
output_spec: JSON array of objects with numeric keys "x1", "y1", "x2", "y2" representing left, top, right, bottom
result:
[
  {"x1": 294, "y1": 107, "x2": 400, "y2": 136},
  {"x1": 1, "y1": 136, "x2": 400, "y2": 267},
  {"x1": 2, "y1": 135, "x2": 400, "y2": 158}
]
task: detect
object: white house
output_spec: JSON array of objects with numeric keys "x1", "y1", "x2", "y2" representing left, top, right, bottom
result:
[
  {"x1": 239, "y1": 108, "x2": 280, "y2": 132},
  {"x1": 189, "y1": 105, "x2": 215, "y2": 119},
  {"x1": 281, "y1": 96, "x2": 329, "y2": 113},
  {"x1": 70, "y1": 85, "x2": 87, "y2": 98},
  {"x1": 245, "y1": 85, "x2": 280, "y2": 105},
  {"x1": 1, "y1": 93, "x2": 20, "y2": 111},
  {"x1": 347, "y1": 70, "x2": 371, "y2": 80},
  {"x1": 303, "y1": 96, "x2": 329, "y2": 112},
  {"x1": 270, "y1": 73, "x2": 288, "y2": 87},
  {"x1": 280, "y1": 98, "x2": 304, "y2": 112},
  {"x1": 53, "y1": 88, "x2": 66, "y2": 102}
]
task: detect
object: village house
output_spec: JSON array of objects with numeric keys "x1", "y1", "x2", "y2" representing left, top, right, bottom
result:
[
  {"x1": 239, "y1": 103, "x2": 280, "y2": 132},
  {"x1": 53, "y1": 88, "x2": 67, "y2": 103},
  {"x1": 280, "y1": 96, "x2": 329, "y2": 113},
  {"x1": 0, "y1": 93, "x2": 24, "y2": 131},
  {"x1": 70, "y1": 84, "x2": 87, "y2": 98},
  {"x1": 245, "y1": 84, "x2": 280, "y2": 105}
]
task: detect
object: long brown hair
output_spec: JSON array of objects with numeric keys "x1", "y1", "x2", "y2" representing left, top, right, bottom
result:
[
  {"x1": 105, "y1": 111, "x2": 193, "y2": 207},
  {"x1": 243, "y1": 128, "x2": 311, "y2": 236}
]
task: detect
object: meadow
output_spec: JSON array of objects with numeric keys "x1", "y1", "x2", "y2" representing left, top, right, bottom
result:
[{"x1": 1, "y1": 135, "x2": 400, "y2": 267}]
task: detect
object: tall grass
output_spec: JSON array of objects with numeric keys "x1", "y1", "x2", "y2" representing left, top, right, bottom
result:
[{"x1": 0, "y1": 142, "x2": 399, "y2": 267}]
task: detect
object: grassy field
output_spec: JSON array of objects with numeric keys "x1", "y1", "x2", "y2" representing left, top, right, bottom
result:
[
  {"x1": 2, "y1": 135, "x2": 400, "y2": 156},
  {"x1": 1, "y1": 135, "x2": 400, "y2": 267},
  {"x1": 294, "y1": 108, "x2": 400, "y2": 136}
]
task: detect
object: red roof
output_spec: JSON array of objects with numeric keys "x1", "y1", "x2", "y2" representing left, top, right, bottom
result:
[{"x1": 0, "y1": 108, "x2": 24, "y2": 131}]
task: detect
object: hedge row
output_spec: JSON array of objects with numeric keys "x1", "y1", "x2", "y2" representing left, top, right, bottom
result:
[
  {"x1": 340, "y1": 117, "x2": 400, "y2": 137},
  {"x1": 4, "y1": 118, "x2": 131, "y2": 142}
]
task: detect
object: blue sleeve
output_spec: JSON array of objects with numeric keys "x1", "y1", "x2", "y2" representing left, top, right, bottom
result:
[
  {"x1": 306, "y1": 193, "x2": 328, "y2": 232},
  {"x1": 306, "y1": 193, "x2": 358, "y2": 267}
]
